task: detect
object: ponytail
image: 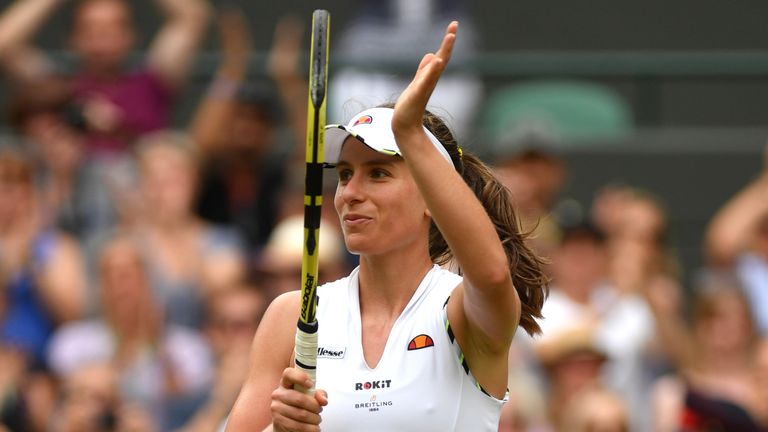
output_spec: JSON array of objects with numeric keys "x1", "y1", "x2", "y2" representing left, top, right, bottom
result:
[{"x1": 421, "y1": 109, "x2": 549, "y2": 336}]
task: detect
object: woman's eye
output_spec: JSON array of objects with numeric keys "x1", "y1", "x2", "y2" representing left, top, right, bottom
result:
[
  {"x1": 371, "y1": 169, "x2": 389, "y2": 179},
  {"x1": 337, "y1": 169, "x2": 352, "y2": 183}
]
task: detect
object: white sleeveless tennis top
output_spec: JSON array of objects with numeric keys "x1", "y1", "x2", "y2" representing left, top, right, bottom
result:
[{"x1": 315, "y1": 265, "x2": 506, "y2": 431}]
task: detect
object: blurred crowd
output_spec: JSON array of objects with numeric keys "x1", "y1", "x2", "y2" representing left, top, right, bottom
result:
[{"x1": 0, "y1": 1, "x2": 766, "y2": 431}]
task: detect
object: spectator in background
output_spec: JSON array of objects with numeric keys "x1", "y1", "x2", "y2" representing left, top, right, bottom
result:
[
  {"x1": 533, "y1": 325, "x2": 627, "y2": 432},
  {"x1": 131, "y1": 131, "x2": 245, "y2": 329},
  {"x1": 558, "y1": 387, "x2": 629, "y2": 432},
  {"x1": 646, "y1": 270, "x2": 766, "y2": 431},
  {"x1": 47, "y1": 232, "x2": 214, "y2": 430},
  {"x1": 0, "y1": 149, "x2": 87, "y2": 367},
  {"x1": 177, "y1": 286, "x2": 266, "y2": 432},
  {"x1": 592, "y1": 186, "x2": 682, "y2": 430},
  {"x1": 0, "y1": 343, "x2": 59, "y2": 431},
  {"x1": 329, "y1": 0, "x2": 483, "y2": 139},
  {"x1": 54, "y1": 362, "x2": 154, "y2": 432},
  {"x1": 593, "y1": 185, "x2": 681, "y2": 294},
  {"x1": 492, "y1": 143, "x2": 567, "y2": 260},
  {"x1": 7, "y1": 78, "x2": 119, "y2": 241},
  {"x1": 254, "y1": 214, "x2": 349, "y2": 302},
  {"x1": 190, "y1": 9, "x2": 302, "y2": 256},
  {"x1": 706, "y1": 144, "x2": 768, "y2": 335},
  {"x1": 537, "y1": 219, "x2": 654, "y2": 430},
  {"x1": 0, "y1": 0, "x2": 211, "y2": 157}
]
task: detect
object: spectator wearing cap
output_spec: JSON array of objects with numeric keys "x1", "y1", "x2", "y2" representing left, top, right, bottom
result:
[
  {"x1": 537, "y1": 218, "x2": 654, "y2": 431},
  {"x1": 254, "y1": 214, "x2": 349, "y2": 303},
  {"x1": 533, "y1": 324, "x2": 628, "y2": 431}
]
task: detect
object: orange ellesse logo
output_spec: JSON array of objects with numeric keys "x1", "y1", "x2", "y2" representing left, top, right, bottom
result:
[
  {"x1": 407, "y1": 334, "x2": 434, "y2": 351},
  {"x1": 353, "y1": 115, "x2": 373, "y2": 126}
]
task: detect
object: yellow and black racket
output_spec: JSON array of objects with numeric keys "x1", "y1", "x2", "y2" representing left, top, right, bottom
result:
[{"x1": 294, "y1": 9, "x2": 329, "y2": 394}]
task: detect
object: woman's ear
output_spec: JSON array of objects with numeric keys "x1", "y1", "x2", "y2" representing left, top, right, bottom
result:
[{"x1": 425, "y1": 208, "x2": 432, "y2": 218}]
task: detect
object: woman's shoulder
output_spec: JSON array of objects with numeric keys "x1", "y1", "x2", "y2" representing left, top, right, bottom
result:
[
  {"x1": 429, "y1": 265, "x2": 463, "y2": 294},
  {"x1": 317, "y1": 271, "x2": 355, "y2": 292},
  {"x1": 432, "y1": 265, "x2": 463, "y2": 281},
  {"x1": 413, "y1": 266, "x2": 463, "y2": 310},
  {"x1": 316, "y1": 267, "x2": 358, "y2": 300},
  {"x1": 254, "y1": 291, "x2": 304, "y2": 359}
]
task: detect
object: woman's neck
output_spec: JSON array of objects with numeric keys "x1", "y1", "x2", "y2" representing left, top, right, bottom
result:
[{"x1": 357, "y1": 247, "x2": 433, "y2": 320}]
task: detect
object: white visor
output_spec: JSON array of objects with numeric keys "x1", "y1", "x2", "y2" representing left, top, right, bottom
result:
[{"x1": 324, "y1": 107, "x2": 454, "y2": 167}]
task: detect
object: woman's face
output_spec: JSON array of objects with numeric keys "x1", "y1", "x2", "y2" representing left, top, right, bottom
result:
[
  {"x1": 616, "y1": 199, "x2": 664, "y2": 244},
  {"x1": 696, "y1": 292, "x2": 754, "y2": 354},
  {"x1": 71, "y1": 0, "x2": 135, "y2": 73},
  {"x1": 140, "y1": 146, "x2": 197, "y2": 222},
  {"x1": 101, "y1": 241, "x2": 145, "y2": 300},
  {"x1": 333, "y1": 138, "x2": 430, "y2": 256}
]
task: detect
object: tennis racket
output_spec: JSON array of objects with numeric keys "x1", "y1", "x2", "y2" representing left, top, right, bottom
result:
[{"x1": 294, "y1": 9, "x2": 330, "y2": 394}]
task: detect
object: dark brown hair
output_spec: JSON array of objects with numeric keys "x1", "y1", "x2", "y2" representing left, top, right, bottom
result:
[{"x1": 398, "y1": 105, "x2": 549, "y2": 336}]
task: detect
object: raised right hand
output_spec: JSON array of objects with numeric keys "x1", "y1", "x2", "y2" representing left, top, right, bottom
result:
[{"x1": 271, "y1": 367, "x2": 328, "y2": 432}]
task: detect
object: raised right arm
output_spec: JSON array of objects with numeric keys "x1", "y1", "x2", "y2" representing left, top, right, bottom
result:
[{"x1": 0, "y1": 0, "x2": 59, "y2": 80}]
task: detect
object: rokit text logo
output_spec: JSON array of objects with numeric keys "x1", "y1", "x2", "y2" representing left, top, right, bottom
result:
[{"x1": 355, "y1": 380, "x2": 392, "y2": 391}]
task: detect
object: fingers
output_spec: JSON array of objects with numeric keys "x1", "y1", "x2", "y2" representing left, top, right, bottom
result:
[
  {"x1": 270, "y1": 395, "x2": 323, "y2": 425},
  {"x1": 279, "y1": 367, "x2": 314, "y2": 390},
  {"x1": 409, "y1": 21, "x2": 458, "y2": 93},
  {"x1": 315, "y1": 389, "x2": 329, "y2": 406},
  {"x1": 434, "y1": 21, "x2": 458, "y2": 65},
  {"x1": 391, "y1": 21, "x2": 459, "y2": 135},
  {"x1": 417, "y1": 21, "x2": 457, "y2": 72},
  {"x1": 272, "y1": 412, "x2": 321, "y2": 432},
  {"x1": 271, "y1": 368, "x2": 325, "y2": 431},
  {"x1": 416, "y1": 53, "x2": 434, "y2": 72},
  {"x1": 406, "y1": 55, "x2": 446, "y2": 105}
]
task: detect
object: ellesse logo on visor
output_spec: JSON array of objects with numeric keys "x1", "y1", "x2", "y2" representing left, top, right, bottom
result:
[{"x1": 353, "y1": 115, "x2": 373, "y2": 126}]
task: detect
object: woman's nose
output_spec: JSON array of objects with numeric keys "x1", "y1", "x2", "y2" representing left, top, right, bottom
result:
[{"x1": 340, "y1": 173, "x2": 364, "y2": 204}]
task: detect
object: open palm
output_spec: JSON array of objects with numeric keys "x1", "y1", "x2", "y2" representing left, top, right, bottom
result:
[{"x1": 392, "y1": 21, "x2": 458, "y2": 134}]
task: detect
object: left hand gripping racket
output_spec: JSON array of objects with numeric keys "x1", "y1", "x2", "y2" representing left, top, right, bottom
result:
[{"x1": 294, "y1": 9, "x2": 329, "y2": 394}]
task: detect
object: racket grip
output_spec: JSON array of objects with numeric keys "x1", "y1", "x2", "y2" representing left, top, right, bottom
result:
[{"x1": 294, "y1": 320, "x2": 318, "y2": 394}]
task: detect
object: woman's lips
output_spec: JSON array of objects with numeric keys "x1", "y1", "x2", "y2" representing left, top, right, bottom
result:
[{"x1": 343, "y1": 213, "x2": 371, "y2": 226}]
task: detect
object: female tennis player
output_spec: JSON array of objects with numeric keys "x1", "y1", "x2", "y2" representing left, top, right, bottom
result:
[{"x1": 225, "y1": 21, "x2": 547, "y2": 432}]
